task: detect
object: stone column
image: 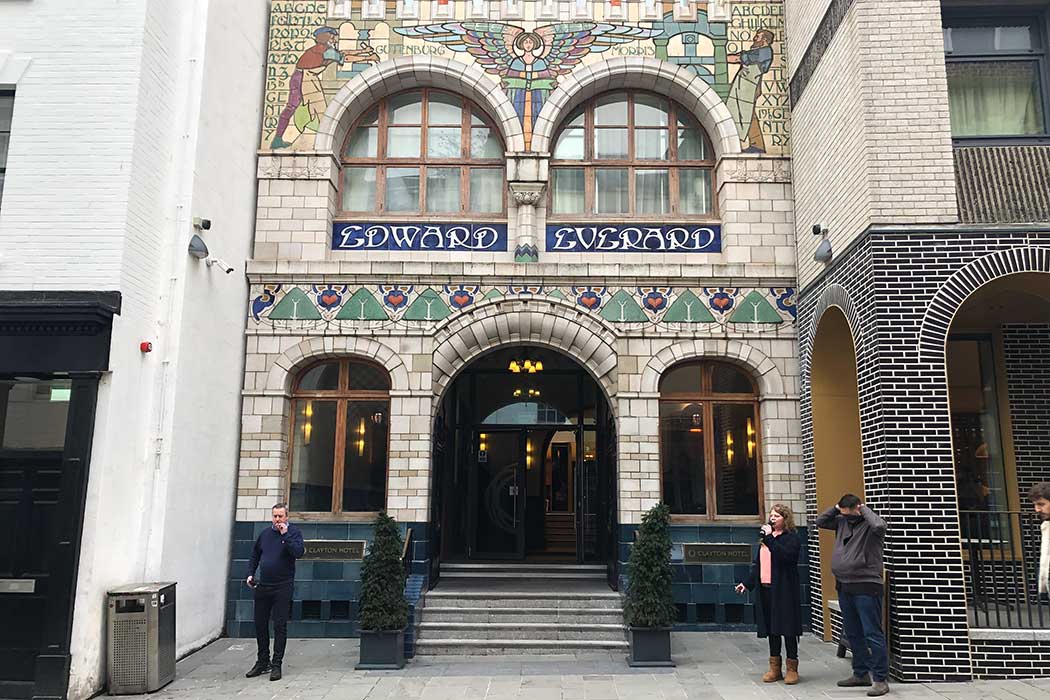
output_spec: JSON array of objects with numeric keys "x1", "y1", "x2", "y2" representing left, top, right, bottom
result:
[{"x1": 509, "y1": 181, "x2": 545, "y2": 263}]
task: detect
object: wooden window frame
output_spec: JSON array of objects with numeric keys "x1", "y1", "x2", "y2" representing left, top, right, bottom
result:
[
  {"x1": 287, "y1": 358, "x2": 392, "y2": 521},
  {"x1": 548, "y1": 90, "x2": 719, "y2": 221},
  {"x1": 658, "y1": 361, "x2": 764, "y2": 523},
  {"x1": 943, "y1": 8, "x2": 1050, "y2": 144},
  {"x1": 338, "y1": 88, "x2": 507, "y2": 218}
]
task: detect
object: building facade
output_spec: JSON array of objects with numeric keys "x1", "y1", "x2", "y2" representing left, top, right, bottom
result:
[
  {"x1": 227, "y1": 0, "x2": 807, "y2": 644},
  {"x1": 789, "y1": 0, "x2": 1050, "y2": 683},
  {"x1": 0, "y1": 1, "x2": 268, "y2": 698}
]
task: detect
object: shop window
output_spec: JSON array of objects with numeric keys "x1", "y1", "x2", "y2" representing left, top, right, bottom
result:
[
  {"x1": 0, "y1": 91, "x2": 13, "y2": 207},
  {"x1": 289, "y1": 359, "x2": 391, "y2": 514},
  {"x1": 659, "y1": 361, "x2": 761, "y2": 520},
  {"x1": 549, "y1": 91, "x2": 715, "y2": 217},
  {"x1": 340, "y1": 89, "x2": 505, "y2": 215},
  {"x1": 943, "y1": 14, "x2": 1049, "y2": 139}
]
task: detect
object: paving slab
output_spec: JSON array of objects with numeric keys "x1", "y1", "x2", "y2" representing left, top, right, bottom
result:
[{"x1": 117, "y1": 633, "x2": 1050, "y2": 700}]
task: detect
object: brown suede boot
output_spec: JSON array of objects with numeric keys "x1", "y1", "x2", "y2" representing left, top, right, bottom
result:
[
  {"x1": 762, "y1": 656, "x2": 783, "y2": 682},
  {"x1": 784, "y1": 658, "x2": 799, "y2": 685}
]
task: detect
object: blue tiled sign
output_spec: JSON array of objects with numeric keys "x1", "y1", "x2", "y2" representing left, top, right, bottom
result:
[
  {"x1": 546, "y1": 224, "x2": 721, "y2": 253},
  {"x1": 332, "y1": 222, "x2": 508, "y2": 252}
]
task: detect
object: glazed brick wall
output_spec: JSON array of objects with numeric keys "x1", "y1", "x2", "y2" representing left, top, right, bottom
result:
[
  {"x1": 970, "y1": 638, "x2": 1050, "y2": 680},
  {"x1": 620, "y1": 523, "x2": 811, "y2": 632},
  {"x1": 799, "y1": 230, "x2": 1050, "y2": 681}
]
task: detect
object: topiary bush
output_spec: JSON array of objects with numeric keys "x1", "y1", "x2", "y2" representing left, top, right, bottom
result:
[
  {"x1": 624, "y1": 502, "x2": 676, "y2": 628},
  {"x1": 358, "y1": 512, "x2": 409, "y2": 632}
]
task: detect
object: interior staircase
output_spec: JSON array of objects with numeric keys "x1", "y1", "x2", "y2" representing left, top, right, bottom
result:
[
  {"x1": 414, "y1": 562, "x2": 626, "y2": 655},
  {"x1": 543, "y1": 511, "x2": 576, "y2": 554}
]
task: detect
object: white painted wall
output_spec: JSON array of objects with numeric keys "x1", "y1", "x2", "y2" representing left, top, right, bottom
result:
[{"x1": 0, "y1": 0, "x2": 267, "y2": 698}]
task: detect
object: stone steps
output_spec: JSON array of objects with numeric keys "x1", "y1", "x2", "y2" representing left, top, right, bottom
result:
[
  {"x1": 421, "y1": 606, "x2": 623, "y2": 623},
  {"x1": 416, "y1": 564, "x2": 625, "y2": 656},
  {"x1": 419, "y1": 621, "x2": 627, "y2": 641},
  {"x1": 414, "y1": 638, "x2": 629, "y2": 655}
]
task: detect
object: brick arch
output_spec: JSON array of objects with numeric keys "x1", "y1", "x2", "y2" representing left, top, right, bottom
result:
[
  {"x1": 264, "y1": 336, "x2": 410, "y2": 395},
  {"x1": 431, "y1": 298, "x2": 618, "y2": 410},
  {"x1": 801, "y1": 283, "x2": 862, "y2": 386},
  {"x1": 918, "y1": 247, "x2": 1050, "y2": 363},
  {"x1": 639, "y1": 339, "x2": 788, "y2": 398},
  {"x1": 314, "y1": 56, "x2": 526, "y2": 156},
  {"x1": 532, "y1": 57, "x2": 741, "y2": 158}
]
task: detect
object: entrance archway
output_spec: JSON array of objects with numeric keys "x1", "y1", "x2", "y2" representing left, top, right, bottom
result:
[
  {"x1": 811, "y1": 306, "x2": 865, "y2": 639},
  {"x1": 431, "y1": 346, "x2": 617, "y2": 574}
]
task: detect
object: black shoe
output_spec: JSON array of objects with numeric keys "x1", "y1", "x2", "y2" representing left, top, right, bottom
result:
[
  {"x1": 269, "y1": 663, "x2": 282, "y2": 681},
  {"x1": 838, "y1": 674, "x2": 872, "y2": 687},
  {"x1": 245, "y1": 660, "x2": 270, "y2": 678}
]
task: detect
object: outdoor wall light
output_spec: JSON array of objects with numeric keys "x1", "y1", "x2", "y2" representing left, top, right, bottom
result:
[{"x1": 812, "y1": 223, "x2": 832, "y2": 264}]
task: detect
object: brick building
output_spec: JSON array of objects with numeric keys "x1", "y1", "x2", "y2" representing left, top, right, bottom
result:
[
  {"x1": 789, "y1": 0, "x2": 1050, "y2": 682},
  {"x1": 228, "y1": 0, "x2": 807, "y2": 653},
  {"x1": 0, "y1": 1, "x2": 268, "y2": 698}
]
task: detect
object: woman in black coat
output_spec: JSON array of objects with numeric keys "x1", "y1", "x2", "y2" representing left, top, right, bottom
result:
[{"x1": 735, "y1": 503, "x2": 803, "y2": 684}]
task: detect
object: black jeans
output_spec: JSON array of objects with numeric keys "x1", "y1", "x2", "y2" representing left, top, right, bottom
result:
[
  {"x1": 254, "y1": 582, "x2": 293, "y2": 664},
  {"x1": 760, "y1": 585, "x2": 798, "y2": 660}
]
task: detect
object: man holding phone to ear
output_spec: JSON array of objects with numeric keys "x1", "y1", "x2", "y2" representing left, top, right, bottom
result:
[{"x1": 245, "y1": 503, "x2": 304, "y2": 682}]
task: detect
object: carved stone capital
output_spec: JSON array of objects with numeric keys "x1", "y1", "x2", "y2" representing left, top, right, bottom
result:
[
  {"x1": 718, "y1": 156, "x2": 792, "y2": 184},
  {"x1": 256, "y1": 153, "x2": 338, "y2": 183},
  {"x1": 509, "y1": 182, "x2": 546, "y2": 207}
]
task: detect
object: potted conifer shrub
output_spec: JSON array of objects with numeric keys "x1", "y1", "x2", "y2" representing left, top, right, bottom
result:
[
  {"x1": 624, "y1": 502, "x2": 676, "y2": 667},
  {"x1": 356, "y1": 512, "x2": 409, "y2": 669}
]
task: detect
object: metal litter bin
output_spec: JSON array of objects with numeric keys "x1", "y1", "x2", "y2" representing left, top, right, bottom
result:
[{"x1": 106, "y1": 582, "x2": 176, "y2": 695}]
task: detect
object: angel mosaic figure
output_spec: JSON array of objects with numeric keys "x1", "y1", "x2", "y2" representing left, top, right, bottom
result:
[{"x1": 394, "y1": 22, "x2": 659, "y2": 148}]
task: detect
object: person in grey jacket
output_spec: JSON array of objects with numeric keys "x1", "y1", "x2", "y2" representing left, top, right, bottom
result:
[{"x1": 816, "y1": 494, "x2": 889, "y2": 697}]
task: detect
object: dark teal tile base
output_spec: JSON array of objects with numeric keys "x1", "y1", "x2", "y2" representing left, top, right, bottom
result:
[
  {"x1": 619, "y1": 523, "x2": 811, "y2": 632},
  {"x1": 226, "y1": 520, "x2": 430, "y2": 658}
]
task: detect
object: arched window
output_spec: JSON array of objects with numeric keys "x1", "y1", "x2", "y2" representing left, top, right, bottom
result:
[
  {"x1": 549, "y1": 91, "x2": 716, "y2": 218},
  {"x1": 340, "y1": 89, "x2": 506, "y2": 215},
  {"x1": 289, "y1": 359, "x2": 391, "y2": 514},
  {"x1": 659, "y1": 361, "x2": 761, "y2": 519}
]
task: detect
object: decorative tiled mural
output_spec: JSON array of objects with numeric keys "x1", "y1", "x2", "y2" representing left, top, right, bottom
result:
[
  {"x1": 250, "y1": 283, "x2": 796, "y2": 326},
  {"x1": 263, "y1": 0, "x2": 788, "y2": 153}
]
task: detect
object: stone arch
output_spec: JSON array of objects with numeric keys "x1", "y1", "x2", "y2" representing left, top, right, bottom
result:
[
  {"x1": 264, "y1": 336, "x2": 410, "y2": 395},
  {"x1": 639, "y1": 338, "x2": 788, "y2": 398},
  {"x1": 314, "y1": 56, "x2": 526, "y2": 156},
  {"x1": 532, "y1": 57, "x2": 742, "y2": 158},
  {"x1": 918, "y1": 247, "x2": 1050, "y2": 363},
  {"x1": 431, "y1": 297, "x2": 619, "y2": 409}
]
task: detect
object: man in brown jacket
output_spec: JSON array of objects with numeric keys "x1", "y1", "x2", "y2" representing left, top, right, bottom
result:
[{"x1": 816, "y1": 494, "x2": 889, "y2": 697}]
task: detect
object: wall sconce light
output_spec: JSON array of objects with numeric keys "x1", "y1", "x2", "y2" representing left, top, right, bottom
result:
[
  {"x1": 479, "y1": 433, "x2": 487, "y2": 452},
  {"x1": 303, "y1": 401, "x2": 313, "y2": 445},
  {"x1": 726, "y1": 432, "x2": 734, "y2": 463},
  {"x1": 746, "y1": 417, "x2": 755, "y2": 459},
  {"x1": 372, "y1": 411, "x2": 384, "y2": 425},
  {"x1": 689, "y1": 411, "x2": 703, "y2": 433},
  {"x1": 526, "y1": 438, "x2": 532, "y2": 469},
  {"x1": 357, "y1": 417, "x2": 366, "y2": 456}
]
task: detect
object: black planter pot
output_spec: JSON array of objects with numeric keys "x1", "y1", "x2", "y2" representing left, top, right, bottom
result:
[
  {"x1": 355, "y1": 629, "x2": 405, "y2": 670},
  {"x1": 627, "y1": 627, "x2": 675, "y2": 667}
]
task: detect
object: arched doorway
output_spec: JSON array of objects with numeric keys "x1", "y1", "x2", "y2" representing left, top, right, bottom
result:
[
  {"x1": 811, "y1": 306, "x2": 865, "y2": 639},
  {"x1": 945, "y1": 272, "x2": 1050, "y2": 627},
  {"x1": 431, "y1": 346, "x2": 617, "y2": 571}
]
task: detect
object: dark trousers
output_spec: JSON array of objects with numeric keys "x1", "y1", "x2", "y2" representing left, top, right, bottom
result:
[
  {"x1": 254, "y1": 582, "x2": 293, "y2": 664},
  {"x1": 760, "y1": 585, "x2": 798, "y2": 660},
  {"x1": 839, "y1": 590, "x2": 889, "y2": 682}
]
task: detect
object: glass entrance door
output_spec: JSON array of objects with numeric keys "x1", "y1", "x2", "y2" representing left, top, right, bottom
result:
[{"x1": 471, "y1": 430, "x2": 525, "y2": 559}]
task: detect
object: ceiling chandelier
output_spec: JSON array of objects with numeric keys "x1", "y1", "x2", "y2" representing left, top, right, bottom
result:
[{"x1": 507, "y1": 357, "x2": 543, "y2": 373}]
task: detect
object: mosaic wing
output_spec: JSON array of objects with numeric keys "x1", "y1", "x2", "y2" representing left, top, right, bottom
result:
[
  {"x1": 536, "y1": 22, "x2": 660, "y2": 76},
  {"x1": 393, "y1": 22, "x2": 519, "y2": 78}
]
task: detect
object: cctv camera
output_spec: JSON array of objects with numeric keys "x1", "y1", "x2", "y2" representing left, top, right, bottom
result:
[
  {"x1": 206, "y1": 257, "x2": 235, "y2": 274},
  {"x1": 193, "y1": 217, "x2": 212, "y2": 231}
]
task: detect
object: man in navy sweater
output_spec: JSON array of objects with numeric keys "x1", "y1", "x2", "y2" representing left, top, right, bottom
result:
[{"x1": 245, "y1": 503, "x2": 305, "y2": 681}]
